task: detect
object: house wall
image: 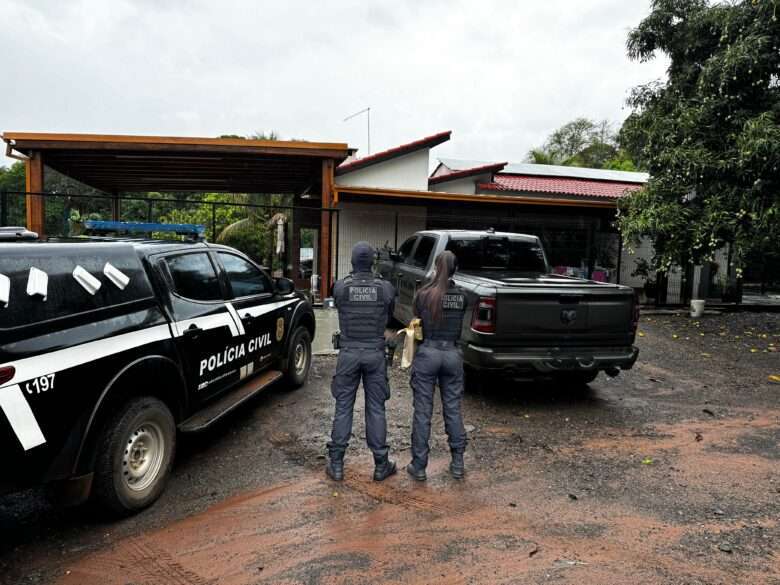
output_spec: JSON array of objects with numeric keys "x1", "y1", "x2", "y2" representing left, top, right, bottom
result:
[
  {"x1": 619, "y1": 237, "x2": 655, "y2": 288},
  {"x1": 428, "y1": 173, "x2": 492, "y2": 195},
  {"x1": 335, "y1": 150, "x2": 430, "y2": 191},
  {"x1": 334, "y1": 200, "x2": 427, "y2": 279}
]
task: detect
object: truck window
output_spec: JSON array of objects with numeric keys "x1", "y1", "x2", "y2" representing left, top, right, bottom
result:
[
  {"x1": 0, "y1": 246, "x2": 152, "y2": 330},
  {"x1": 166, "y1": 253, "x2": 222, "y2": 301},
  {"x1": 446, "y1": 237, "x2": 547, "y2": 273},
  {"x1": 397, "y1": 237, "x2": 417, "y2": 264},
  {"x1": 218, "y1": 252, "x2": 271, "y2": 298},
  {"x1": 411, "y1": 236, "x2": 436, "y2": 268}
]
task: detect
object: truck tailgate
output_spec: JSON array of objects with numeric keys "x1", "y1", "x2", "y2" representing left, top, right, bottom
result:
[{"x1": 488, "y1": 278, "x2": 635, "y2": 346}]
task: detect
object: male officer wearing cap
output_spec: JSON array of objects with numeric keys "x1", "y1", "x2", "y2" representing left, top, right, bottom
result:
[{"x1": 326, "y1": 241, "x2": 397, "y2": 481}]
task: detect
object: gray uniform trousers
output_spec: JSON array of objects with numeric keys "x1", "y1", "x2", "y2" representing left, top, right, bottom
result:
[
  {"x1": 328, "y1": 347, "x2": 390, "y2": 459},
  {"x1": 410, "y1": 341, "x2": 467, "y2": 469}
]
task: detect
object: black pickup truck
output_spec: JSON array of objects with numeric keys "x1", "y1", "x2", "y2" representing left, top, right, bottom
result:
[
  {"x1": 378, "y1": 230, "x2": 639, "y2": 384},
  {"x1": 0, "y1": 234, "x2": 314, "y2": 514}
]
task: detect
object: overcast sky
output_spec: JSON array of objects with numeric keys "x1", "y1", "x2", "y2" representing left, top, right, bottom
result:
[{"x1": 1, "y1": 0, "x2": 668, "y2": 166}]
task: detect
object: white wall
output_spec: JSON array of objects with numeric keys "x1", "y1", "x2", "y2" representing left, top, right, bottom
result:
[
  {"x1": 429, "y1": 175, "x2": 483, "y2": 194},
  {"x1": 620, "y1": 237, "x2": 655, "y2": 288},
  {"x1": 429, "y1": 171, "x2": 498, "y2": 194},
  {"x1": 334, "y1": 201, "x2": 427, "y2": 279},
  {"x1": 335, "y1": 150, "x2": 430, "y2": 191}
]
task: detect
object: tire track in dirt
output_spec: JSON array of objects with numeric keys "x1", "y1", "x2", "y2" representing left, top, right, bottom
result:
[{"x1": 63, "y1": 536, "x2": 215, "y2": 585}]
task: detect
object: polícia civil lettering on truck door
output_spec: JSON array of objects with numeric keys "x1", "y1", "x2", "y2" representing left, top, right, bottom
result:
[{"x1": 199, "y1": 332, "x2": 274, "y2": 377}]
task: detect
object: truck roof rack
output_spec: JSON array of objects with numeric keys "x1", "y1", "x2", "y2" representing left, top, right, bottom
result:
[
  {"x1": 83, "y1": 221, "x2": 206, "y2": 241},
  {"x1": 0, "y1": 226, "x2": 39, "y2": 241}
]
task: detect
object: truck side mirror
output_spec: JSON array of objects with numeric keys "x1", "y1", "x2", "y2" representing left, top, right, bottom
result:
[
  {"x1": 389, "y1": 251, "x2": 401, "y2": 262},
  {"x1": 275, "y1": 277, "x2": 295, "y2": 295}
]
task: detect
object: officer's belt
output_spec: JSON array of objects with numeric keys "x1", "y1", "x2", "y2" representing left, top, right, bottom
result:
[{"x1": 339, "y1": 341, "x2": 386, "y2": 350}]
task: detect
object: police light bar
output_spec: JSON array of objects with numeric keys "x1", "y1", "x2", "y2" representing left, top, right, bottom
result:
[{"x1": 83, "y1": 221, "x2": 206, "y2": 240}]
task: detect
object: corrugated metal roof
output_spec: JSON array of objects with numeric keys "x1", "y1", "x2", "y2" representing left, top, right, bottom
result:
[
  {"x1": 438, "y1": 158, "x2": 648, "y2": 184},
  {"x1": 438, "y1": 158, "x2": 494, "y2": 172},
  {"x1": 479, "y1": 175, "x2": 644, "y2": 199}
]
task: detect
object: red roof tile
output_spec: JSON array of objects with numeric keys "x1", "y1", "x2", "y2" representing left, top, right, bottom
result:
[
  {"x1": 336, "y1": 131, "x2": 451, "y2": 175},
  {"x1": 428, "y1": 161, "x2": 507, "y2": 185},
  {"x1": 478, "y1": 174, "x2": 644, "y2": 199}
]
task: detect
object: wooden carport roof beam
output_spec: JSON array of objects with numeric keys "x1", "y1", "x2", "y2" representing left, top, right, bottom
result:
[
  {"x1": 3, "y1": 132, "x2": 351, "y2": 159},
  {"x1": 2, "y1": 132, "x2": 352, "y2": 193},
  {"x1": 2, "y1": 131, "x2": 352, "y2": 237}
]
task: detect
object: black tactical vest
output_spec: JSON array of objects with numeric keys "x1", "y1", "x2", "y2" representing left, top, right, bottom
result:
[
  {"x1": 337, "y1": 274, "x2": 387, "y2": 347},
  {"x1": 426, "y1": 286, "x2": 466, "y2": 342}
]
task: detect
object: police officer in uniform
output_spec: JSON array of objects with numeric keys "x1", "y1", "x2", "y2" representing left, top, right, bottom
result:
[
  {"x1": 407, "y1": 250, "x2": 468, "y2": 481},
  {"x1": 326, "y1": 241, "x2": 397, "y2": 482}
]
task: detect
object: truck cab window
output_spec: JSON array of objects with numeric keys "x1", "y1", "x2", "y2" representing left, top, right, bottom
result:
[
  {"x1": 411, "y1": 236, "x2": 436, "y2": 269},
  {"x1": 166, "y1": 253, "x2": 222, "y2": 301},
  {"x1": 218, "y1": 252, "x2": 271, "y2": 298},
  {"x1": 397, "y1": 237, "x2": 417, "y2": 264},
  {"x1": 446, "y1": 237, "x2": 548, "y2": 274}
]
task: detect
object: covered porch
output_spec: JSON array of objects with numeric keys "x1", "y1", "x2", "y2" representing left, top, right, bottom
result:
[{"x1": 332, "y1": 185, "x2": 625, "y2": 284}]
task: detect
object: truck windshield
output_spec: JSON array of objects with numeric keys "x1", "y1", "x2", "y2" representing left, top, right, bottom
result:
[{"x1": 445, "y1": 237, "x2": 548, "y2": 274}]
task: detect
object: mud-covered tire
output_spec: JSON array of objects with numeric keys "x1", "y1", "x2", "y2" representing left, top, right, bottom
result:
[
  {"x1": 92, "y1": 397, "x2": 176, "y2": 516},
  {"x1": 282, "y1": 327, "x2": 312, "y2": 389}
]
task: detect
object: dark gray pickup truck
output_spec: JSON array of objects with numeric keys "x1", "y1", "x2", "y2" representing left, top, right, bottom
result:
[{"x1": 378, "y1": 229, "x2": 639, "y2": 384}]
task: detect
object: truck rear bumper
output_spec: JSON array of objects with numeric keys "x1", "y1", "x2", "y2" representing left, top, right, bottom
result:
[{"x1": 463, "y1": 344, "x2": 639, "y2": 374}]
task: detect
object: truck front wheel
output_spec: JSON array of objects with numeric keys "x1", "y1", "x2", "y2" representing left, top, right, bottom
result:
[
  {"x1": 92, "y1": 396, "x2": 176, "y2": 516},
  {"x1": 282, "y1": 327, "x2": 312, "y2": 389}
]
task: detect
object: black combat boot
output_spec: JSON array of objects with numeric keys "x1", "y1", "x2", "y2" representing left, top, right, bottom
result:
[
  {"x1": 405, "y1": 462, "x2": 427, "y2": 482},
  {"x1": 373, "y1": 456, "x2": 397, "y2": 481},
  {"x1": 450, "y1": 451, "x2": 465, "y2": 480},
  {"x1": 326, "y1": 452, "x2": 344, "y2": 481}
]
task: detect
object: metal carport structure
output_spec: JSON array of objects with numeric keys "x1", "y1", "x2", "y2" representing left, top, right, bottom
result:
[{"x1": 2, "y1": 132, "x2": 351, "y2": 294}]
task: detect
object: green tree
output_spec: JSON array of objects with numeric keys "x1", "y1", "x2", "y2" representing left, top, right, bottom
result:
[
  {"x1": 527, "y1": 148, "x2": 558, "y2": 165},
  {"x1": 617, "y1": 0, "x2": 780, "y2": 278},
  {"x1": 526, "y1": 118, "x2": 623, "y2": 168},
  {"x1": 0, "y1": 162, "x2": 27, "y2": 226},
  {"x1": 0, "y1": 161, "x2": 25, "y2": 192},
  {"x1": 159, "y1": 193, "x2": 274, "y2": 262},
  {"x1": 218, "y1": 131, "x2": 280, "y2": 141},
  {"x1": 603, "y1": 150, "x2": 639, "y2": 172}
]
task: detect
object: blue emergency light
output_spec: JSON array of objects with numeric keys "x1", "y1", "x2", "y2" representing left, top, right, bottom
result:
[{"x1": 83, "y1": 221, "x2": 206, "y2": 240}]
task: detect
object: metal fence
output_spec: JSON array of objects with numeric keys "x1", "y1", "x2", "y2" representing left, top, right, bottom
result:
[{"x1": 0, "y1": 191, "x2": 339, "y2": 286}]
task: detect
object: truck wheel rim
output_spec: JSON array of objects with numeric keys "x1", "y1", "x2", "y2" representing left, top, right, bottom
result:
[
  {"x1": 122, "y1": 421, "x2": 165, "y2": 492},
  {"x1": 294, "y1": 339, "x2": 308, "y2": 376}
]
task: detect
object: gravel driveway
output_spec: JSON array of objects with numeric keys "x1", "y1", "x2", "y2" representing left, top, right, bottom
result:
[{"x1": 1, "y1": 312, "x2": 778, "y2": 585}]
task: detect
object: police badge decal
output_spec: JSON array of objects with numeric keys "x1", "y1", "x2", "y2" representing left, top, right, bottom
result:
[{"x1": 276, "y1": 317, "x2": 285, "y2": 342}]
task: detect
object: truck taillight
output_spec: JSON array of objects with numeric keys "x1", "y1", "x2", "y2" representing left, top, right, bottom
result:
[
  {"x1": 0, "y1": 366, "x2": 15, "y2": 386},
  {"x1": 471, "y1": 297, "x2": 497, "y2": 333},
  {"x1": 631, "y1": 290, "x2": 640, "y2": 333}
]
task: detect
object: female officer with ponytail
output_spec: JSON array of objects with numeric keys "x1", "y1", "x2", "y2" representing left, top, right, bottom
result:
[{"x1": 406, "y1": 250, "x2": 468, "y2": 481}]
